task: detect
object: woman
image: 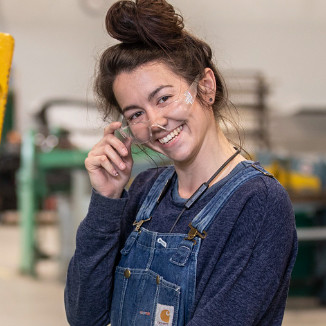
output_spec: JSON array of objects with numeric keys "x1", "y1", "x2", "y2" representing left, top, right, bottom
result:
[{"x1": 64, "y1": 1, "x2": 297, "y2": 325}]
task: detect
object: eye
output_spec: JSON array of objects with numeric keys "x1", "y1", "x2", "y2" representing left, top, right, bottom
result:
[
  {"x1": 126, "y1": 111, "x2": 145, "y2": 122},
  {"x1": 157, "y1": 95, "x2": 175, "y2": 107},
  {"x1": 158, "y1": 95, "x2": 170, "y2": 103}
]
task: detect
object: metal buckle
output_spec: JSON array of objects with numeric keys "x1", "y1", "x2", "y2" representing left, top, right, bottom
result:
[
  {"x1": 185, "y1": 223, "x2": 207, "y2": 245},
  {"x1": 133, "y1": 216, "x2": 152, "y2": 232}
]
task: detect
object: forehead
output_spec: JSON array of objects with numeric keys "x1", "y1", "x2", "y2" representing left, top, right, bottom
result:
[{"x1": 113, "y1": 62, "x2": 184, "y2": 101}]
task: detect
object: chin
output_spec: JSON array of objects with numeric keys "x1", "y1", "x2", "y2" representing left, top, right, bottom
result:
[{"x1": 165, "y1": 149, "x2": 194, "y2": 165}]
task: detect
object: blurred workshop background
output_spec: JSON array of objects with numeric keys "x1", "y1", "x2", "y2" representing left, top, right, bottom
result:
[{"x1": 1, "y1": 0, "x2": 326, "y2": 325}]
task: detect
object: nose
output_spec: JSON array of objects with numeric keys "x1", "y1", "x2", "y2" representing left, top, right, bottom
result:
[
  {"x1": 147, "y1": 107, "x2": 168, "y2": 131},
  {"x1": 150, "y1": 123, "x2": 169, "y2": 133}
]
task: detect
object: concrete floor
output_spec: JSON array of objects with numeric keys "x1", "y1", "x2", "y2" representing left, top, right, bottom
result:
[
  {"x1": 0, "y1": 223, "x2": 67, "y2": 326},
  {"x1": 1, "y1": 223, "x2": 326, "y2": 325}
]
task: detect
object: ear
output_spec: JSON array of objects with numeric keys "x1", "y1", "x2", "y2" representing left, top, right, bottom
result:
[{"x1": 199, "y1": 68, "x2": 216, "y2": 104}]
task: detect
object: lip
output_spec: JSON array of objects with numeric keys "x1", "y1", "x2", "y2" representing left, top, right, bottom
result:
[{"x1": 157, "y1": 125, "x2": 183, "y2": 145}]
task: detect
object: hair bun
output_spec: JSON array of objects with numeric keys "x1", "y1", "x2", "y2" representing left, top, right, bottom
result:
[{"x1": 105, "y1": 0, "x2": 184, "y2": 50}]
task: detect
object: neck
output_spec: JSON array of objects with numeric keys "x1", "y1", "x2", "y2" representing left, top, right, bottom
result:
[{"x1": 174, "y1": 128, "x2": 245, "y2": 199}]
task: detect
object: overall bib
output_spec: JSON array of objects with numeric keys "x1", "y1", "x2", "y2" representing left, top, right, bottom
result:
[{"x1": 110, "y1": 163, "x2": 272, "y2": 326}]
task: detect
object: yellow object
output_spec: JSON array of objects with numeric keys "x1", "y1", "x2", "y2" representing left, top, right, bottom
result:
[
  {"x1": 0, "y1": 33, "x2": 14, "y2": 142},
  {"x1": 264, "y1": 161, "x2": 321, "y2": 193}
]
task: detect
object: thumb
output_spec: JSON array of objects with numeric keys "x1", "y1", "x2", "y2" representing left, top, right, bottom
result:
[{"x1": 123, "y1": 137, "x2": 133, "y2": 162}]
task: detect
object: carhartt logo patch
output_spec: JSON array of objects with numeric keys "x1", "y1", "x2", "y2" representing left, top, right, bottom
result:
[{"x1": 154, "y1": 304, "x2": 174, "y2": 326}]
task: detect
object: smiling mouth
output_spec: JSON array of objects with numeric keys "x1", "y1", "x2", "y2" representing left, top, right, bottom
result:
[{"x1": 158, "y1": 125, "x2": 183, "y2": 144}]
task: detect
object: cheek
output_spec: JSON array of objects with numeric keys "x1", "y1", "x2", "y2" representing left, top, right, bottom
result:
[{"x1": 143, "y1": 142, "x2": 165, "y2": 155}]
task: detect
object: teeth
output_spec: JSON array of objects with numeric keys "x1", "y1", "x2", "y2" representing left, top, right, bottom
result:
[{"x1": 159, "y1": 126, "x2": 183, "y2": 144}]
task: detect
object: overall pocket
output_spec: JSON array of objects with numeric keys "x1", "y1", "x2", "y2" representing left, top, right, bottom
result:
[{"x1": 110, "y1": 267, "x2": 180, "y2": 326}]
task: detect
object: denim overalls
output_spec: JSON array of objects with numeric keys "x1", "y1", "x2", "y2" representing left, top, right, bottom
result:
[{"x1": 110, "y1": 163, "x2": 272, "y2": 326}]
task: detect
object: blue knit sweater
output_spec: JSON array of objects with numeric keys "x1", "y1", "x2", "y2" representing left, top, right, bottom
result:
[{"x1": 64, "y1": 161, "x2": 297, "y2": 325}]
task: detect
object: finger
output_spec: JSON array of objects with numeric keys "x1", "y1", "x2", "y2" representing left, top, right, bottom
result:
[
  {"x1": 87, "y1": 138, "x2": 133, "y2": 171},
  {"x1": 86, "y1": 146, "x2": 123, "y2": 170},
  {"x1": 122, "y1": 137, "x2": 133, "y2": 160},
  {"x1": 91, "y1": 134, "x2": 130, "y2": 159},
  {"x1": 102, "y1": 145, "x2": 128, "y2": 171},
  {"x1": 104, "y1": 121, "x2": 122, "y2": 136},
  {"x1": 85, "y1": 155, "x2": 119, "y2": 177}
]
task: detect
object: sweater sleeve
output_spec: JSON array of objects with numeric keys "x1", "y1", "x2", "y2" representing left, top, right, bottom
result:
[
  {"x1": 187, "y1": 178, "x2": 298, "y2": 326},
  {"x1": 64, "y1": 168, "x2": 164, "y2": 326},
  {"x1": 64, "y1": 189, "x2": 128, "y2": 326}
]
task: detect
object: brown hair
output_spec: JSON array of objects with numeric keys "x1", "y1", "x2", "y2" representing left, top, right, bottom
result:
[{"x1": 94, "y1": 0, "x2": 230, "y2": 124}]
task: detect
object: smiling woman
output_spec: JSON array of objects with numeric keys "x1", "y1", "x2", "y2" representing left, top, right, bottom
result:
[{"x1": 64, "y1": 1, "x2": 297, "y2": 325}]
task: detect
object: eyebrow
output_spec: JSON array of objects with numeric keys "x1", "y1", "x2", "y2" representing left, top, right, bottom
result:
[
  {"x1": 122, "y1": 84, "x2": 173, "y2": 113},
  {"x1": 148, "y1": 84, "x2": 173, "y2": 101}
]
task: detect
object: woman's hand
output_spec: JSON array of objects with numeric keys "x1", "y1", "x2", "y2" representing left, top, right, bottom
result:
[{"x1": 85, "y1": 121, "x2": 133, "y2": 198}]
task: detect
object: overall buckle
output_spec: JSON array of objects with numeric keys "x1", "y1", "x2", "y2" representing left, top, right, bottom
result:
[
  {"x1": 133, "y1": 216, "x2": 152, "y2": 232},
  {"x1": 185, "y1": 223, "x2": 207, "y2": 245}
]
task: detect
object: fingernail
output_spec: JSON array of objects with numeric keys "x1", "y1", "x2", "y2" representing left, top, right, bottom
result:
[
  {"x1": 119, "y1": 162, "x2": 126, "y2": 169},
  {"x1": 122, "y1": 148, "x2": 128, "y2": 155},
  {"x1": 113, "y1": 170, "x2": 118, "y2": 176}
]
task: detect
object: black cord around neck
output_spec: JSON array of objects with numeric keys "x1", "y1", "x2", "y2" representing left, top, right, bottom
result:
[{"x1": 168, "y1": 147, "x2": 241, "y2": 233}]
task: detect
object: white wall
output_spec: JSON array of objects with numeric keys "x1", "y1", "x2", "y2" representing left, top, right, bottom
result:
[
  {"x1": 2, "y1": 0, "x2": 326, "y2": 137},
  {"x1": 177, "y1": 0, "x2": 326, "y2": 112},
  {"x1": 1, "y1": 0, "x2": 110, "y2": 133}
]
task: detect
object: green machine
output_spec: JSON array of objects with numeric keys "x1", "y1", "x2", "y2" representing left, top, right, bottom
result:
[{"x1": 18, "y1": 129, "x2": 90, "y2": 275}]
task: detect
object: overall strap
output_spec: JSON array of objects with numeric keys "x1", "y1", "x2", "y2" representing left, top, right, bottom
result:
[
  {"x1": 189, "y1": 163, "x2": 273, "y2": 236},
  {"x1": 134, "y1": 166, "x2": 175, "y2": 224}
]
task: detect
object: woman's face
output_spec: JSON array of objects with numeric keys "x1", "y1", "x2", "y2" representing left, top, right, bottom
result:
[{"x1": 113, "y1": 62, "x2": 216, "y2": 165}]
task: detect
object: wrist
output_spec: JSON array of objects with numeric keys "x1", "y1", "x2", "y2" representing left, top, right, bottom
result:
[{"x1": 93, "y1": 187, "x2": 123, "y2": 199}]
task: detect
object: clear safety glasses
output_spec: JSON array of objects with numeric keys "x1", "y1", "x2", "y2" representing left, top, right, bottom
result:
[{"x1": 117, "y1": 77, "x2": 198, "y2": 144}]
